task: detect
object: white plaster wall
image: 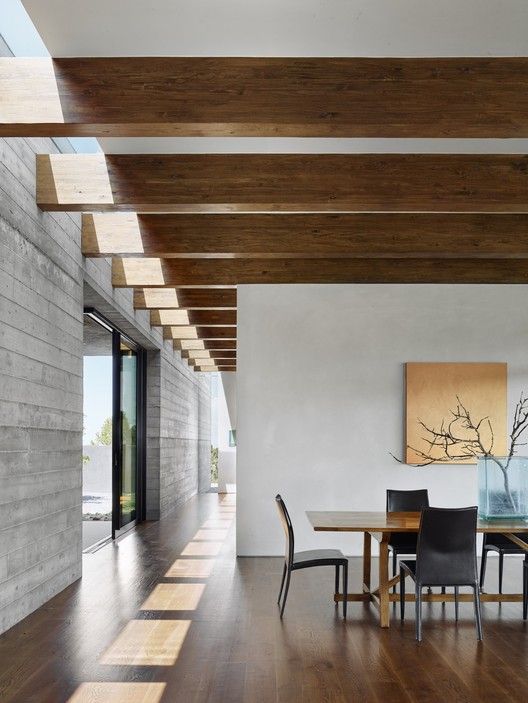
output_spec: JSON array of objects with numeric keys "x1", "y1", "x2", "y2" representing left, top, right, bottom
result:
[
  {"x1": 236, "y1": 285, "x2": 528, "y2": 556},
  {"x1": 218, "y1": 373, "x2": 237, "y2": 493}
]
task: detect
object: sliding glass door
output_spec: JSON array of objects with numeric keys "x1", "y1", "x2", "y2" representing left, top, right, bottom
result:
[
  {"x1": 118, "y1": 340, "x2": 138, "y2": 529},
  {"x1": 83, "y1": 310, "x2": 145, "y2": 545}
]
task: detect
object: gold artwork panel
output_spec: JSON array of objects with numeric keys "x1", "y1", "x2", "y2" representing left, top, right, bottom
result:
[{"x1": 405, "y1": 362, "x2": 507, "y2": 464}]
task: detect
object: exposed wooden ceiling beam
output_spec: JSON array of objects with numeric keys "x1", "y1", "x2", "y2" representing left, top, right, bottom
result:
[
  {"x1": 195, "y1": 366, "x2": 236, "y2": 373},
  {"x1": 174, "y1": 340, "x2": 236, "y2": 351},
  {"x1": 133, "y1": 288, "x2": 236, "y2": 310},
  {"x1": 163, "y1": 326, "x2": 236, "y2": 341},
  {"x1": 37, "y1": 154, "x2": 528, "y2": 213},
  {"x1": 84, "y1": 212, "x2": 528, "y2": 259},
  {"x1": 3, "y1": 57, "x2": 528, "y2": 138},
  {"x1": 188, "y1": 358, "x2": 236, "y2": 368},
  {"x1": 151, "y1": 309, "x2": 236, "y2": 326},
  {"x1": 112, "y1": 256, "x2": 528, "y2": 286},
  {"x1": 182, "y1": 350, "x2": 237, "y2": 360}
]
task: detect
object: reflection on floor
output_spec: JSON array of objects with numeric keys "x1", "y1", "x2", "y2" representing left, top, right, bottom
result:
[{"x1": 1, "y1": 492, "x2": 528, "y2": 702}]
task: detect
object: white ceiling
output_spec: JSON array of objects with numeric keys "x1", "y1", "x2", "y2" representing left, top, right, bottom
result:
[
  {"x1": 21, "y1": 1, "x2": 528, "y2": 155},
  {"x1": 21, "y1": 1, "x2": 528, "y2": 57}
]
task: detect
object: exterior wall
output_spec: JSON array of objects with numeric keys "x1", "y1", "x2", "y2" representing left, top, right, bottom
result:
[
  {"x1": 0, "y1": 130, "x2": 84, "y2": 633},
  {"x1": 237, "y1": 284, "x2": 528, "y2": 557},
  {"x1": 0, "y1": 38, "x2": 210, "y2": 636}
]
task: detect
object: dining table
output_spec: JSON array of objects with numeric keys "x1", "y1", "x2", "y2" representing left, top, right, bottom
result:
[{"x1": 306, "y1": 510, "x2": 528, "y2": 628}]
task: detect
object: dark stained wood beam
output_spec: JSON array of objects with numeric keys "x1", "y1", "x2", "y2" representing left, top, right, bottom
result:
[
  {"x1": 182, "y1": 350, "x2": 237, "y2": 360},
  {"x1": 194, "y1": 364, "x2": 236, "y2": 372},
  {"x1": 188, "y1": 357, "x2": 236, "y2": 366},
  {"x1": 174, "y1": 339, "x2": 236, "y2": 352},
  {"x1": 3, "y1": 57, "x2": 528, "y2": 137},
  {"x1": 84, "y1": 212, "x2": 528, "y2": 259},
  {"x1": 112, "y1": 256, "x2": 528, "y2": 286},
  {"x1": 37, "y1": 153, "x2": 528, "y2": 213},
  {"x1": 150, "y1": 309, "x2": 236, "y2": 326},
  {"x1": 133, "y1": 288, "x2": 236, "y2": 309},
  {"x1": 163, "y1": 326, "x2": 236, "y2": 341}
]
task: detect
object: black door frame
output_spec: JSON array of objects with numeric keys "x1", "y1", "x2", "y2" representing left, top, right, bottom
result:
[{"x1": 83, "y1": 309, "x2": 147, "y2": 539}]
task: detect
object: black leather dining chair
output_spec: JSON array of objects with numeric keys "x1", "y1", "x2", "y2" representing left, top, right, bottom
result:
[
  {"x1": 399, "y1": 506, "x2": 483, "y2": 642},
  {"x1": 386, "y1": 489, "x2": 429, "y2": 590},
  {"x1": 275, "y1": 494, "x2": 348, "y2": 618},
  {"x1": 480, "y1": 532, "x2": 527, "y2": 593}
]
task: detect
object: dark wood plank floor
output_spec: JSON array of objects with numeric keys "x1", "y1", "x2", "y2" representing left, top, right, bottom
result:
[{"x1": 0, "y1": 493, "x2": 527, "y2": 703}]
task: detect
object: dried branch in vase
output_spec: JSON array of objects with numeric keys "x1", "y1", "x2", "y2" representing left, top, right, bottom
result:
[{"x1": 391, "y1": 392, "x2": 528, "y2": 512}]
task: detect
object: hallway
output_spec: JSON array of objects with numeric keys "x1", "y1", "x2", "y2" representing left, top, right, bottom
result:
[{"x1": 0, "y1": 493, "x2": 527, "y2": 702}]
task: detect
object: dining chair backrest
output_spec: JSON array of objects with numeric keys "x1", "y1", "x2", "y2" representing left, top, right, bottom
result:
[
  {"x1": 275, "y1": 495, "x2": 295, "y2": 567},
  {"x1": 386, "y1": 488, "x2": 430, "y2": 512},
  {"x1": 416, "y1": 506, "x2": 478, "y2": 586}
]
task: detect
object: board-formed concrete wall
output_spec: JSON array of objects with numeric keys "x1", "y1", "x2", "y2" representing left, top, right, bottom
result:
[
  {"x1": 0, "y1": 38, "x2": 210, "y2": 635},
  {"x1": 0, "y1": 131, "x2": 84, "y2": 634}
]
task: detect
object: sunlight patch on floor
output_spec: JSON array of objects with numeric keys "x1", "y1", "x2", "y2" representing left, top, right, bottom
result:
[
  {"x1": 68, "y1": 682, "x2": 166, "y2": 703},
  {"x1": 140, "y1": 583, "x2": 205, "y2": 611},
  {"x1": 100, "y1": 620, "x2": 191, "y2": 666},
  {"x1": 182, "y1": 540, "x2": 223, "y2": 556},
  {"x1": 165, "y1": 558, "x2": 215, "y2": 578},
  {"x1": 192, "y1": 528, "x2": 229, "y2": 541}
]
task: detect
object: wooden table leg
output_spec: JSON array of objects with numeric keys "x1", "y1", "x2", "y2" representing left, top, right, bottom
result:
[
  {"x1": 379, "y1": 532, "x2": 390, "y2": 628},
  {"x1": 363, "y1": 532, "x2": 371, "y2": 592}
]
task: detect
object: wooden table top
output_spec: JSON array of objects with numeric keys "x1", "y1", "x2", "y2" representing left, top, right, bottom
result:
[{"x1": 306, "y1": 510, "x2": 528, "y2": 533}]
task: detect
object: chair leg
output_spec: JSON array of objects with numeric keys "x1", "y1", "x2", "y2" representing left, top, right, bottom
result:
[
  {"x1": 335, "y1": 564, "x2": 340, "y2": 604},
  {"x1": 277, "y1": 563, "x2": 287, "y2": 605},
  {"x1": 342, "y1": 561, "x2": 348, "y2": 619},
  {"x1": 392, "y1": 550, "x2": 397, "y2": 593},
  {"x1": 498, "y1": 551, "x2": 504, "y2": 594},
  {"x1": 454, "y1": 586, "x2": 459, "y2": 621},
  {"x1": 479, "y1": 544, "x2": 488, "y2": 591},
  {"x1": 399, "y1": 565, "x2": 406, "y2": 621},
  {"x1": 473, "y1": 584, "x2": 483, "y2": 641},
  {"x1": 280, "y1": 568, "x2": 291, "y2": 618},
  {"x1": 415, "y1": 585, "x2": 423, "y2": 642},
  {"x1": 523, "y1": 558, "x2": 528, "y2": 621}
]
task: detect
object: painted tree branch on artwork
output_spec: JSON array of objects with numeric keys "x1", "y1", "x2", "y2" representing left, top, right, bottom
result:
[{"x1": 391, "y1": 392, "x2": 528, "y2": 511}]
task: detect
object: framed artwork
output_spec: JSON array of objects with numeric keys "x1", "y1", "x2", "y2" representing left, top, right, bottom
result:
[{"x1": 405, "y1": 362, "x2": 507, "y2": 464}]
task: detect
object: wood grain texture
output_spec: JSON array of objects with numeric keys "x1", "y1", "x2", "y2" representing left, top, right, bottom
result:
[
  {"x1": 4, "y1": 57, "x2": 528, "y2": 137},
  {"x1": 112, "y1": 257, "x2": 528, "y2": 286},
  {"x1": 150, "y1": 309, "x2": 236, "y2": 326},
  {"x1": 83, "y1": 212, "x2": 528, "y2": 258},
  {"x1": 37, "y1": 153, "x2": 528, "y2": 213},
  {"x1": 182, "y1": 350, "x2": 236, "y2": 360},
  {"x1": 133, "y1": 288, "x2": 236, "y2": 309},
  {"x1": 1, "y1": 493, "x2": 528, "y2": 703},
  {"x1": 162, "y1": 326, "x2": 236, "y2": 341},
  {"x1": 173, "y1": 339, "x2": 236, "y2": 351},
  {"x1": 306, "y1": 510, "x2": 528, "y2": 533},
  {"x1": 194, "y1": 364, "x2": 236, "y2": 373}
]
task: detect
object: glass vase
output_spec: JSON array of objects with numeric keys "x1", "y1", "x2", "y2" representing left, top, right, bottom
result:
[{"x1": 478, "y1": 456, "x2": 528, "y2": 520}]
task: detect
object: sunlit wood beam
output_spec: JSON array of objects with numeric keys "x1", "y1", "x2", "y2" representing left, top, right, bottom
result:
[
  {"x1": 163, "y1": 326, "x2": 236, "y2": 341},
  {"x1": 38, "y1": 153, "x2": 528, "y2": 213},
  {"x1": 112, "y1": 256, "x2": 528, "y2": 286},
  {"x1": 133, "y1": 288, "x2": 236, "y2": 310},
  {"x1": 150, "y1": 310, "x2": 236, "y2": 326},
  {"x1": 83, "y1": 212, "x2": 528, "y2": 259},
  {"x1": 4, "y1": 57, "x2": 528, "y2": 138},
  {"x1": 174, "y1": 340, "x2": 236, "y2": 352}
]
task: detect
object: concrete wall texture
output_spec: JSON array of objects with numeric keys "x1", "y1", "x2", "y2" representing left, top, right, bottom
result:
[
  {"x1": 236, "y1": 284, "x2": 528, "y2": 557},
  {"x1": 0, "y1": 39, "x2": 210, "y2": 636}
]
